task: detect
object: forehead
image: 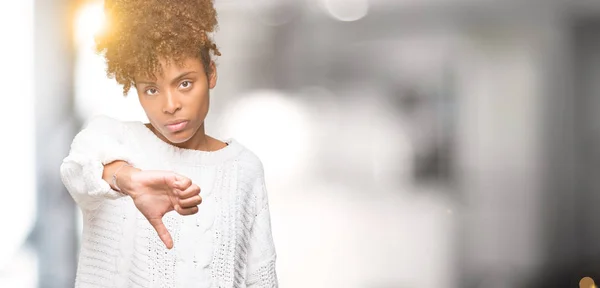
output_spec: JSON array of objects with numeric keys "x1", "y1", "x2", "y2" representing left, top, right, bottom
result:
[{"x1": 135, "y1": 56, "x2": 204, "y2": 82}]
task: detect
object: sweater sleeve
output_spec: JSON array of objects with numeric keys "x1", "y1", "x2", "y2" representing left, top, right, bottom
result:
[
  {"x1": 60, "y1": 115, "x2": 134, "y2": 211},
  {"x1": 246, "y1": 166, "x2": 278, "y2": 287}
]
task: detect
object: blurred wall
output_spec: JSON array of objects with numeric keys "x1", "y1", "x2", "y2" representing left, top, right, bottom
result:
[
  {"x1": 33, "y1": 0, "x2": 78, "y2": 287},
  {"x1": 6, "y1": 1, "x2": 600, "y2": 288}
]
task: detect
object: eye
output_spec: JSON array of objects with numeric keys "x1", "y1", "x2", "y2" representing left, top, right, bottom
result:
[
  {"x1": 145, "y1": 88, "x2": 159, "y2": 96},
  {"x1": 179, "y1": 80, "x2": 192, "y2": 89}
]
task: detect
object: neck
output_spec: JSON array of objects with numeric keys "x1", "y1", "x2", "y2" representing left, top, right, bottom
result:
[{"x1": 182, "y1": 123, "x2": 211, "y2": 151}]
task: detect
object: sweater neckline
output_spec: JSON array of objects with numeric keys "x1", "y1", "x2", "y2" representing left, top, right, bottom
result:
[{"x1": 130, "y1": 121, "x2": 243, "y2": 165}]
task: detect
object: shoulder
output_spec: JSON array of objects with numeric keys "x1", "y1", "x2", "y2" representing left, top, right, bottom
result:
[
  {"x1": 80, "y1": 115, "x2": 147, "y2": 138},
  {"x1": 72, "y1": 115, "x2": 139, "y2": 147},
  {"x1": 231, "y1": 141, "x2": 271, "y2": 214},
  {"x1": 82, "y1": 114, "x2": 127, "y2": 132},
  {"x1": 231, "y1": 140, "x2": 265, "y2": 178}
]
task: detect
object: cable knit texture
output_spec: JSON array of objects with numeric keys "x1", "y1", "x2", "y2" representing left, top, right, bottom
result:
[{"x1": 60, "y1": 115, "x2": 277, "y2": 288}]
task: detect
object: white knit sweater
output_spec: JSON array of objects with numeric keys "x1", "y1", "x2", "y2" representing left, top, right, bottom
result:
[{"x1": 60, "y1": 116, "x2": 278, "y2": 288}]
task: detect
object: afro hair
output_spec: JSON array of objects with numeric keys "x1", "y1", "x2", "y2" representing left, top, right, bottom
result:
[{"x1": 95, "y1": 0, "x2": 221, "y2": 95}]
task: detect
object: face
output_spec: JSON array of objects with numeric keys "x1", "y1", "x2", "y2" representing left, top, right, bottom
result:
[{"x1": 134, "y1": 57, "x2": 217, "y2": 148}]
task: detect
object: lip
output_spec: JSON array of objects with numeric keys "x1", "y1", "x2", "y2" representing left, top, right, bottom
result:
[{"x1": 165, "y1": 120, "x2": 189, "y2": 133}]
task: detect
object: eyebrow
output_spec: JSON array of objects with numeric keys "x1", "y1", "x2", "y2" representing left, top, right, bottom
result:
[
  {"x1": 136, "y1": 71, "x2": 198, "y2": 86},
  {"x1": 170, "y1": 71, "x2": 197, "y2": 85}
]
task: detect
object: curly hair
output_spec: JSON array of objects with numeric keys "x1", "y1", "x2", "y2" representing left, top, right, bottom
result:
[{"x1": 95, "y1": 0, "x2": 221, "y2": 95}]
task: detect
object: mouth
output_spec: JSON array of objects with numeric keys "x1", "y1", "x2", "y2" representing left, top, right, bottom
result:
[{"x1": 165, "y1": 120, "x2": 189, "y2": 133}]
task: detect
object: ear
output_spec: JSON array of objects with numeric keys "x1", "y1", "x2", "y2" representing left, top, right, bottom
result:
[{"x1": 208, "y1": 61, "x2": 217, "y2": 89}]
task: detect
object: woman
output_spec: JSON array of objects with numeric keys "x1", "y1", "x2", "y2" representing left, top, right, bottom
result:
[{"x1": 60, "y1": 0, "x2": 277, "y2": 287}]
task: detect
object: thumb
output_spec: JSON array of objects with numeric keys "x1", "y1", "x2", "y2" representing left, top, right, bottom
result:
[
  {"x1": 173, "y1": 174, "x2": 192, "y2": 190},
  {"x1": 163, "y1": 173, "x2": 179, "y2": 187},
  {"x1": 148, "y1": 217, "x2": 173, "y2": 249}
]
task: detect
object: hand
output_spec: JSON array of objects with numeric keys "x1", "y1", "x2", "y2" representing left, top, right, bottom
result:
[{"x1": 118, "y1": 169, "x2": 202, "y2": 249}]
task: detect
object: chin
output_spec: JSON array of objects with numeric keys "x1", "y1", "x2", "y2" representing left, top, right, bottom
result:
[{"x1": 161, "y1": 128, "x2": 194, "y2": 145}]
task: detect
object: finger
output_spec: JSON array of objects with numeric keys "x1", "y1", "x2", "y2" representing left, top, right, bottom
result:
[
  {"x1": 179, "y1": 195, "x2": 202, "y2": 208},
  {"x1": 175, "y1": 206, "x2": 199, "y2": 216},
  {"x1": 148, "y1": 218, "x2": 173, "y2": 249},
  {"x1": 179, "y1": 184, "x2": 201, "y2": 199}
]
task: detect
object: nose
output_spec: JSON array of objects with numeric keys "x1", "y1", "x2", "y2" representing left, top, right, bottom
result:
[{"x1": 162, "y1": 90, "x2": 181, "y2": 115}]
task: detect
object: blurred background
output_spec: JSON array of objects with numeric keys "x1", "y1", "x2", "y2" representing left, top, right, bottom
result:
[{"x1": 2, "y1": 0, "x2": 600, "y2": 287}]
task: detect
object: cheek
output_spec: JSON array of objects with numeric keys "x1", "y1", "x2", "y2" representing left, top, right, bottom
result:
[
  {"x1": 189, "y1": 89, "x2": 210, "y2": 111},
  {"x1": 202, "y1": 94, "x2": 210, "y2": 110},
  {"x1": 138, "y1": 97, "x2": 163, "y2": 119},
  {"x1": 200, "y1": 95, "x2": 210, "y2": 116}
]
